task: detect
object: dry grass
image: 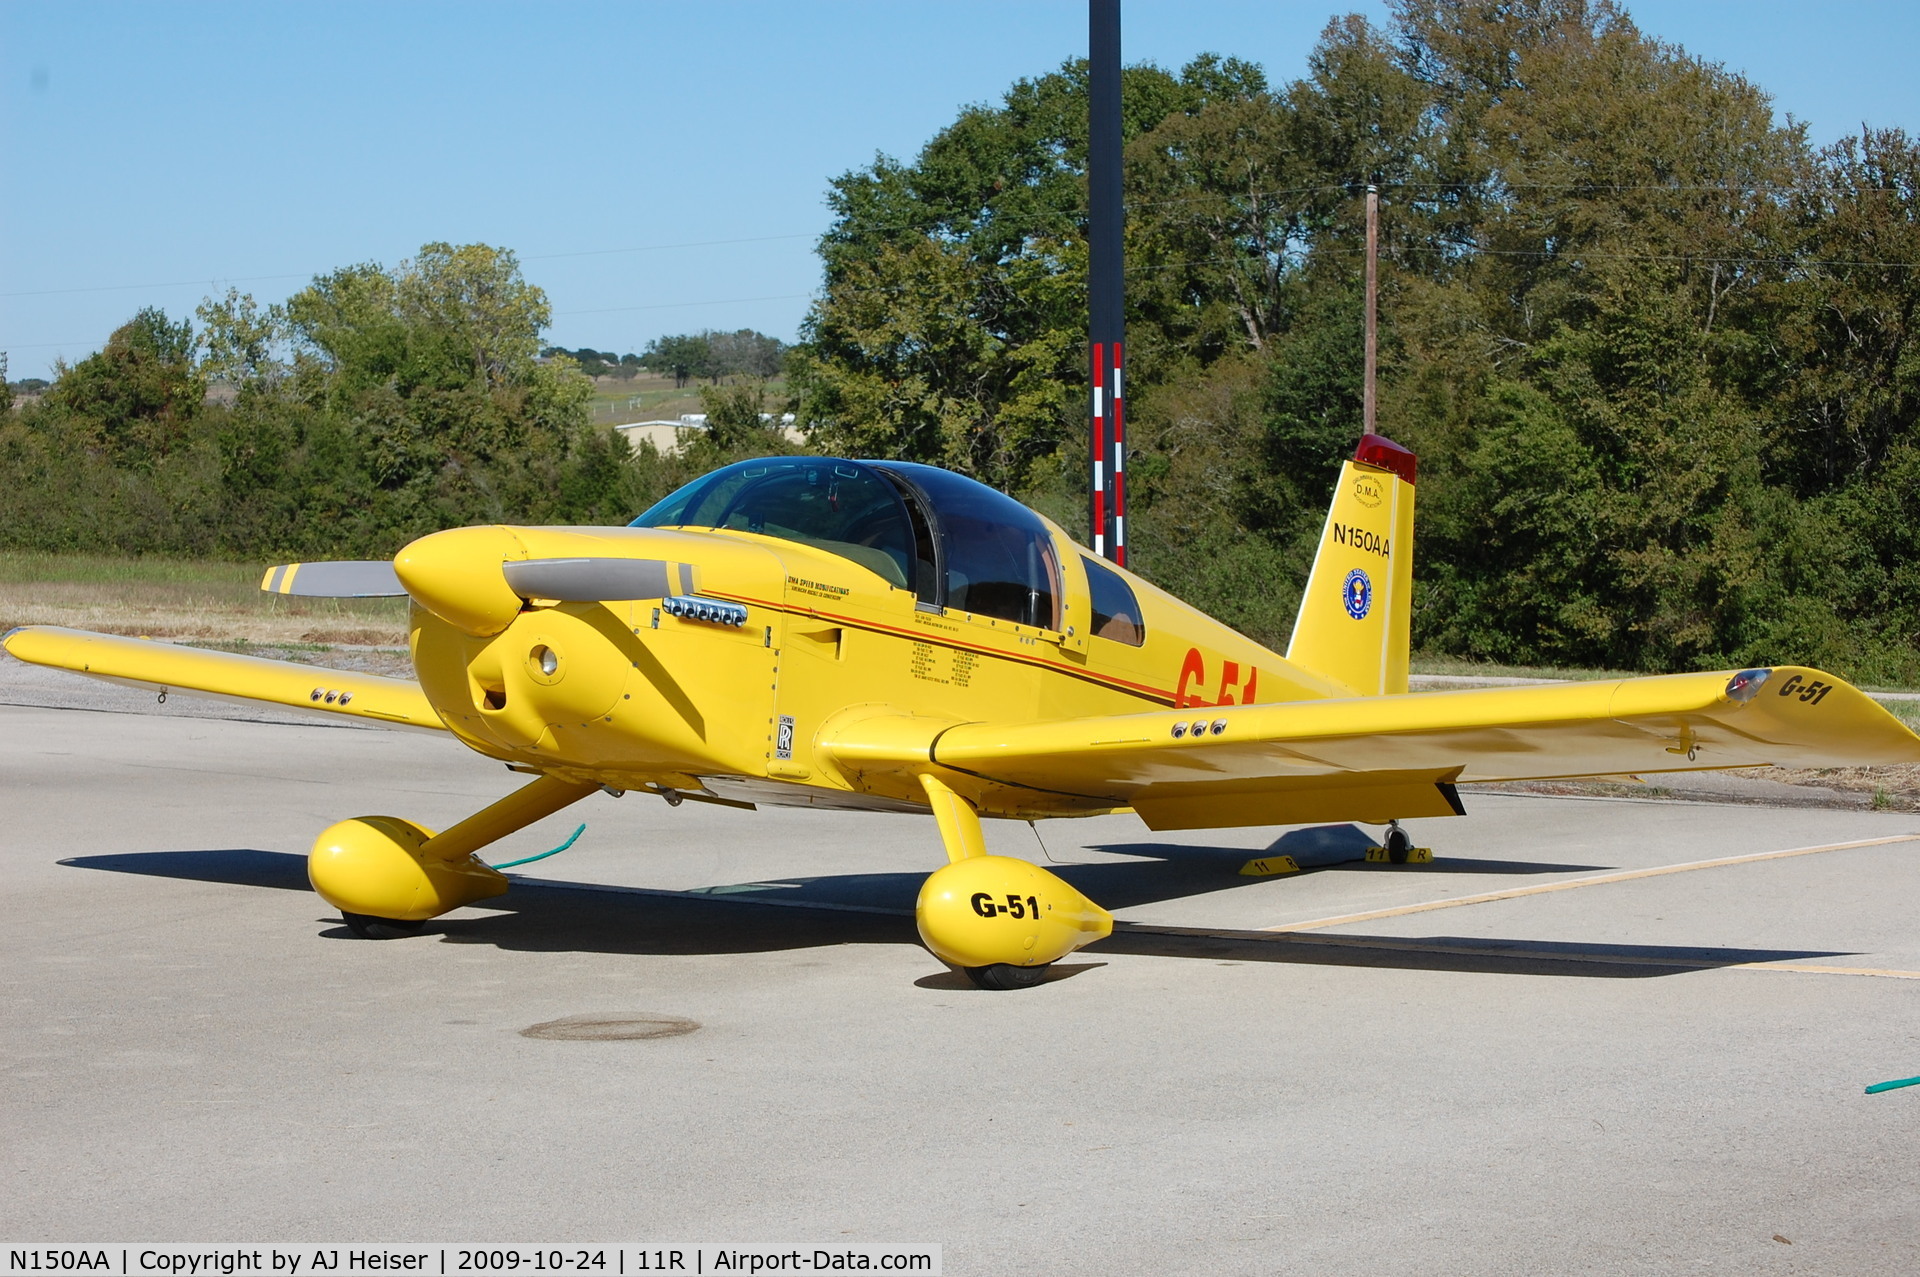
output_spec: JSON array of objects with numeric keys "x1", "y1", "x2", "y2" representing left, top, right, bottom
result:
[
  {"x1": 1753, "y1": 762, "x2": 1920, "y2": 811},
  {"x1": 1410, "y1": 654, "x2": 1642, "y2": 682},
  {"x1": 0, "y1": 552, "x2": 408, "y2": 646}
]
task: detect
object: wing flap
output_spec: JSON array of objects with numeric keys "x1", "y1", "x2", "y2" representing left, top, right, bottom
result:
[
  {"x1": 1132, "y1": 771, "x2": 1467, "y2": 831},
  {"x1": 3, "y1": 625, "x2": 445, "y2": 730},
  {"x1": 928, "y1": 668, "x2": 1920, "y2": 808}
]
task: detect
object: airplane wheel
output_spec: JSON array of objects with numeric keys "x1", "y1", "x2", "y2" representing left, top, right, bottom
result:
[
  {"x1": 341, "y1": 911, "x2": 426, "y2": 940},
  {"x1": 964, "y1": 962, "x2": 1051, "y2": 991},
  {"x1": 1385, "y1": 826, "x2": 1413, "y2": 865}
]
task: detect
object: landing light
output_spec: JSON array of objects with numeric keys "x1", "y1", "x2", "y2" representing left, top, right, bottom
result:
[{"x1": 533, "y1": 645, "x2": 559, "y2": 677}]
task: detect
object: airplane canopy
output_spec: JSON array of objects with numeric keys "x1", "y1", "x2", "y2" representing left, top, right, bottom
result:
[{"x1": 632, "y1": 457, "x2": 1060, "y2": 629}]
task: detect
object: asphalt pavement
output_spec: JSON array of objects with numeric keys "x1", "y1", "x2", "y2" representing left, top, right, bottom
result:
[{"x1": 5, "y1": 665, "x2": 1920, "y2": 1275}]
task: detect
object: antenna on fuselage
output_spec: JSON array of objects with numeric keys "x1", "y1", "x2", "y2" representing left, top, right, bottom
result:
[{"x1": 1364, "y1": 182, "x2": 1379, "y2": 435}]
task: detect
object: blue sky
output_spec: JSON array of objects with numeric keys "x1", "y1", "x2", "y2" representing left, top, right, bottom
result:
[{"x1": 2, "y1": 0, "x2": 1915, "y2": 380}]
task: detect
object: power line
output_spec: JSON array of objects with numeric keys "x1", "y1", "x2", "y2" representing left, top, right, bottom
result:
[
  {"x1": 7, "y1": 178, "x2": 1907, "y2": 304},
  {"x1": 525, "y1": 232, "x2": 812, "y2": 262},
  {"x1": 10, "y1": 232, "x2": 1912, "y2": 354},
  {"x1": 0, "y1": 273, "x2": 309, "y2": 301},
  {"x1": 0, "y1": 232, "x2": 817, "y2": 301},
  {"x1": 7, "y1": 178, "x2": 1913, "y2": 352},
  {"x1": 557, "y1": 293, "x2": 816, "y2": 317}
]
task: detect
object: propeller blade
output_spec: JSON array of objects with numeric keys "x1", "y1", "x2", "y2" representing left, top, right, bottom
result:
[
  {"x1": 503, "y1": 558, "x2": 674, "y2": 602},
  {"x1": 261, "y1": 561, "x2": 405, "y2": 598}
]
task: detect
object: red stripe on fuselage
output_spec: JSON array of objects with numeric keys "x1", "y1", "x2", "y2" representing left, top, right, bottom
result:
[{"x1": 708, "y1": 590, "x2": 1181, "y2": 707}]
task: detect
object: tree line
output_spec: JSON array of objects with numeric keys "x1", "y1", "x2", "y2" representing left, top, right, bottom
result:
[
  {"x1": 0, "y1": 244, "x2": 739, "y2": 559},
  {"x1": 791, "y1": 0, "x2": 1920, "y2": 684},
  {"x1": 2, "y1": 0, "x2": 1915, "y2": 682},
  {"x1": 539, "y1": 329, "x2": 786, "y2": 384}
]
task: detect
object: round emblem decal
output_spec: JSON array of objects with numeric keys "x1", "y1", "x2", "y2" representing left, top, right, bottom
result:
[{"x1": 1342, "y1": 568, "x2": 1373, "y2": 620}]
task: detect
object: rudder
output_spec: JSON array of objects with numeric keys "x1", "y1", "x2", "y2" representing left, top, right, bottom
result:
[{"x1": 1285, "y1": 434, "x2": 1416, "y2": 696}]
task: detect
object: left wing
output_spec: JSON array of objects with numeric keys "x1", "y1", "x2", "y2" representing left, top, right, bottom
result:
[
  {"x1": 835, "y1": 667, "x2": 1920, "y2": 830},
  {"x1": 3, "y1": 625, "x2": 446, "y2": 731}
]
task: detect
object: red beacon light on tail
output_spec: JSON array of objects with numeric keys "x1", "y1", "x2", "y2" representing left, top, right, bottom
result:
[{"x1": 1355, "y1": 433, "x2": 1417, "y2": 486}]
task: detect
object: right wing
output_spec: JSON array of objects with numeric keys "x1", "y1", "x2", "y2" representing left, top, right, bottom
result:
[
  {"x1": 3, "y1": 625, "x2": 446, "y2": 731},
  {"x1": 823, "y1": 666, "x2": 1920, "y2": 829}
]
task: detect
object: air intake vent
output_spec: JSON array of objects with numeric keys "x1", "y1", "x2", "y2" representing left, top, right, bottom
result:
[{"x1": 662, "y1": 595, "x2": 748, "y2": 628}]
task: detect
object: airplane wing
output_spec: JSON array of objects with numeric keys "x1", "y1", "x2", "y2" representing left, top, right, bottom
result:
[
  {"x1": 864, "y1": 667, "x2": 1920, "y2": 829},
  {"x1": 2, "y1": 625, "x2": 446, "y2": 731}
]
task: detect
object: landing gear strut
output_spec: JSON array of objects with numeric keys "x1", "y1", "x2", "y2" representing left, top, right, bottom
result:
[{"x1": 309, "y1": 775, "x2": 599, "y2": 933}]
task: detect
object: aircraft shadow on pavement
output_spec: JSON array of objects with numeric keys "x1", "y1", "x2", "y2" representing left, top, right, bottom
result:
[
  {"x1": 1096, "y1": 926, "x2": 1846, "y2": 980},
  {"x1": 1083, "y1": 842, "x2": 1613, "y2": 881},
  {"x1": 1077, "y1": 822, "x2": 1613, "y2": 887},
  {"x1": 59, "y1": 847, "x2": 1848, "y2": 979}
]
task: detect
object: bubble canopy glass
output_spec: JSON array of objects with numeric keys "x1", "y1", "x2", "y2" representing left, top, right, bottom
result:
[{"x1": 632, "y1": 457, "x2": 1060, "y2": 629}]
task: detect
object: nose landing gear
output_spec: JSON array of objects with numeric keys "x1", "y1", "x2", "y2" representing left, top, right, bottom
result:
[{"x1": 310, "y1": 774, "x2": 599, "y2": 936}]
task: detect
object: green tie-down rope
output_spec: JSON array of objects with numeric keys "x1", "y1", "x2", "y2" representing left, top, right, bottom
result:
[
  {"x1": 488, "y1": 823, "x2": 586, "y2": 871},
  {"x1": 1865, "y1": 1075, "x2": 1920, "y2": 1095}
]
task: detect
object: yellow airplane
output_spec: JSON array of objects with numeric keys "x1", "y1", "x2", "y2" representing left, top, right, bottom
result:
[{"x1": 8, "y1": 433, "x2": 1920, "y2": 988}]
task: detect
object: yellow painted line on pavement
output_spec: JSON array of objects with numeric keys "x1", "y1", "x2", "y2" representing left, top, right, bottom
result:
[{"x1": 1264, "y1": 834, "x2": 1920, "y2": 934}]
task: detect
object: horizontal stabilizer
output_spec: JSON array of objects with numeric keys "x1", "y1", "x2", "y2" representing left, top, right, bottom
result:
[
  {"x1": 3, "y1": 625, "x2": 445, "y2": 731},
  {"x1": 260, "y1": 561, "x2": 404, "y2": 597},
  {"x1": 503, "y1": 557, "x2": 673, "y2": 602}
]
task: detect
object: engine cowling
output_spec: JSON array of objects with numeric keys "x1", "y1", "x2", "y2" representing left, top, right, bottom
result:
[{"x1": 915, "y1": 855, "x2": 1112, "y2": 970}]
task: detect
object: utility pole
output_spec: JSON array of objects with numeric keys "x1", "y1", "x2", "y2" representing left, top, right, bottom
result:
[
  {"x1": 1367, "y1": 181, "x2": 1382, "y2": 435},
  {"x1": 1363, "y1": 183, "x2": 1378, "y2": 435},
  {"x1": 1088, "y1": 0, "x2": 1125, "y2": 564}
]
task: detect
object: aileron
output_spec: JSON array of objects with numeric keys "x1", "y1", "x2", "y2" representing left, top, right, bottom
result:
[{"x1": 3, "y1": 625, "x2": 445, "y2": 731}]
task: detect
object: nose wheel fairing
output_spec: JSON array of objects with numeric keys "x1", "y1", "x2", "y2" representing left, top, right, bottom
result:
[{"x1": 308, "y1": 774, "x2": 599, "y2": 926}]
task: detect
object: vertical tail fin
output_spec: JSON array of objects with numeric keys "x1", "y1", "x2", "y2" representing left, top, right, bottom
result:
[{"x1": 1286, "y1": 434, "x2": 1416, "y2": 696}]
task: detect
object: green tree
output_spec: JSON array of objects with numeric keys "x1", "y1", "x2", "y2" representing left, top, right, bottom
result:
[
  {"x1": 197, "y1": 288, "x2": 284, "y2": 390},
  {"x1": 641, "y1": 332, "x2": 713, "y2": 386},
  {"x1": 794, "y1": 55, "x2": 1260, "y2": 490},
  {"x1": 42, "y1": 307, "x2": 205, "y2": 464},
  {"x1": 280, "y1": 243, "x2": 590, "y2": 487},
  {"x1": 707, "y1": 329, "x2": 786, "y2": 379}
]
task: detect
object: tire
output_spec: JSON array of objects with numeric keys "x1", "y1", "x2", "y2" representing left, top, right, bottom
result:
[
  {"x1": 341, "y1": 912, "x2": 426, "y2": 940},
  {"x1": 964, "y1": 962, "x2": 1051, "y2": 990},
  {"x1": 1385, "y1": 826, "x2": 1412, "y2": 865}
]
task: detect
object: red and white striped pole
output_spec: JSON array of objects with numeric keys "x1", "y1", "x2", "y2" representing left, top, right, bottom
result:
[
  {"x1": 1092, "y1": 342, "x2": 1108, "y2": 558},
  {"x1": 1109, "y1": 344, "x2": 1126, "y2": 566}
]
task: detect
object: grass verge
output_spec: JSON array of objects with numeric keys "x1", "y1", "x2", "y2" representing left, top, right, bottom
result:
[{"x1": 0, "y1": 552, "x2": 408, "y2": 645}]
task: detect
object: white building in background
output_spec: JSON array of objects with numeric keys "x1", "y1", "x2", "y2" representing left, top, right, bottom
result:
[{"x1": 612, "y1": 413, "x2": 804, "y2": 457}]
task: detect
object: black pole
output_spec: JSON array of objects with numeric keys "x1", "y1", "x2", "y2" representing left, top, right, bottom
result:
[{"x1": 1088, "y1": 0, "x2": 1126, "y2": 564}]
